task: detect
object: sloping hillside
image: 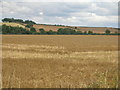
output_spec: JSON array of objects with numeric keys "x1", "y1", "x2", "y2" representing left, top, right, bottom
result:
[
  {"x1": 33, "y1": 24, "x2": 118, "y2": 33},
  {"x1": 1, "y1": 22, "x2": 119, "y2": 34},
  {"x1": 73, "y1": 27, "x2": 118, "y2": 33},
  {"x1": 1, "y1": 18, "x2": 118, "y2": 34},
  {"x1": 33, "y1": 24, "x2": 70, "y2": 31},
  {"x1": 0, "y1": 22, "x2": 25, "y2": 28}
]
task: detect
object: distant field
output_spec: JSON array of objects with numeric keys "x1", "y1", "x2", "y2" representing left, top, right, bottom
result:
[
  {"x1": 0, "y1": 22, "x2": 118, "y2": 34},
  {"x1": 33, "y1": 24, "x2": 69, "y2": 31},
  {"x1": 33, "y1": 24, "x2": 118, "y2": 33},
  {"x1": 0, "y1": 22, "x2": 25, "y2": 28},
  {"x1": 2, "y1": 35, "x2": 118, "y2": 88}
]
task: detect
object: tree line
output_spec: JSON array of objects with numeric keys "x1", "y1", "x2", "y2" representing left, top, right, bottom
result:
[
  {"x1": 2, "y1": 18, "x2": 67, "y2": 26},
  {"x1": 1, "y1": 24, "x2": 32, "y2": 34},
  {"x1": 1, "y1": 18, "x2": 119, "y2": 35},
  {"x1": 2, "y1": 18, "x2": 36, "y2": 25},
  {"x1": 1, "y1": 24, "x2": 119, "y2": 35}
]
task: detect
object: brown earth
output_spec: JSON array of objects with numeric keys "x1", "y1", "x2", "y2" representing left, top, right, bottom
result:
[
  {"x1": 33, "y1": 24, "x2": 118, "y2": 33},
  {"x1": 33, "y1": 24, "x2": 69, "y2": 31}
]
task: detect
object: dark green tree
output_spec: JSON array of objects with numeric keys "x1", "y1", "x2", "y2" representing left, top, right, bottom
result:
[
  {"x1": 30, "y1": 27, "x2": 36, "y2": 32},
  {"x1": 24, "y1": 20, "x2": 36, "y2": 24},
  {"x1": 105, "y1": 29, "x2": 111, "y2": 34},
  {"x1": 2, "y1": 18, "x2": 36, "y2": 24},
  {"x1": 88, "y1": 31, "x2": 93, "y2": 34},
  {"x1": 39, "y1": 28, "x2": 46, "y2": 34},
  {"x1": 57, "y1": 28, "x2": 76, "y2": 35},
  {"x1": 2, "y1": 24, "x2": 32, "y2": 34},
  {"x1": 47, "y1": 30, "x2": 56, "y2": 35},
  {"x1": 76, "y1": 31, "x2": 83, "y2": 35},
  {"x1": 2, "y1": 18, "x2": 24, "y2": 23},
  {"x1": 83, "y1": 31, "x2": 87, "y2": 35},
  {"x1": 25, "y1": 24, "x2": 33, "y2": 28},
  {"x1": 75, "y1": 27, "x2": 77, "y2": 29}
]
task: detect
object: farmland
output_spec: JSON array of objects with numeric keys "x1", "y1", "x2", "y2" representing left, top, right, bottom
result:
[
  {"x1": 33, "y1": 24, "x2": 118, "y2": 34},
  {"x1": 2, "y1": 35, "x2": 118, "y2": 88},
  {"x1": 0, "y1": 22, "x2": 25, "y2": 28},
  {"x1": 1, "y1": 17, "x2": 119, "y2": 34}
]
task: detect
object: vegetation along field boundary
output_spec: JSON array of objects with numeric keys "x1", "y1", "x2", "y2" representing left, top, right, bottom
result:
[{"x1": 1, "y1": 18, "x2": 119, "y2": 35}]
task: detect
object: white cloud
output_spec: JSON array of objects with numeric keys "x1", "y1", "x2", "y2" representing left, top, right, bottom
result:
[
  {"x1": 1, "y1": 1, "x2": 118, "y2": 27},
  {"x1": 39, "y1": 12, "x2": 44, "y2": 15},
  {"x1": 2, "y1": 0, "x2": 120, "y2": 2}
]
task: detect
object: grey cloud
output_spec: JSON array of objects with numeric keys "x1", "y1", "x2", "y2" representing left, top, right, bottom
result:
[
  {"x1": 92, "y1": 2, "x2": 118, "y2": 16},
  {"x1": 1, "y1": 1, "x2": 118, "y2": 27}
]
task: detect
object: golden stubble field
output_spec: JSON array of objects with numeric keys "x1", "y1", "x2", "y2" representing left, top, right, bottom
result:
[{"x1": 2, "y1": 35, "x2": 119, "y2": 88}]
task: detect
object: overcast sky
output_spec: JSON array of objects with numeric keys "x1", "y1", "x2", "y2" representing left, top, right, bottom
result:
[{"x1": 0, "y1": 0, "x2": 119, "y2": 27}]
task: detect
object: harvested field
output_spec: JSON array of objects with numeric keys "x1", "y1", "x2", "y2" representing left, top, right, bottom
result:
[
  {"x1": 2, "y1": 35, "x2": 118, "y2": 88},
  {"x1": 0, "y1": 22, "x2": 25, "y2": 28},
  {"x1": 76, "y1": 27, "x2": 118, "y2": 33},
  {"x1": 33, "y1": 24, "x2": 118, "y2": 33},
  {"x1": 33, "y1": 24, "x2": 69, "y2": 31}
]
